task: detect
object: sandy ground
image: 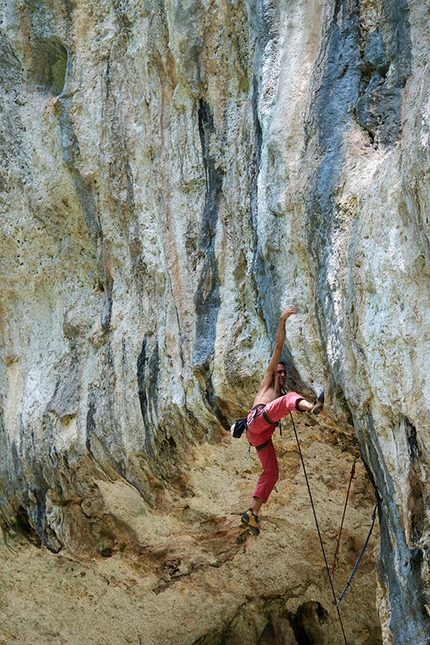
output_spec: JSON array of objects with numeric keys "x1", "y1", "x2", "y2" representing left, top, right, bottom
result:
[{"x1": 0, "y1": 413, "x2": 381, "y2": 645}]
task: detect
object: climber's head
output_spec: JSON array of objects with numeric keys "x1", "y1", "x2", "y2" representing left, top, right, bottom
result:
[{"x1": 277, "y1": 361, "x2": 286, "y2": 387}]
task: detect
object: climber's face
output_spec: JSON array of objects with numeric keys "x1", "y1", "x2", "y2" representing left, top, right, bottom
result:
[{"x1": 277, "y1": 364, "x2": 286, "y2": 387}]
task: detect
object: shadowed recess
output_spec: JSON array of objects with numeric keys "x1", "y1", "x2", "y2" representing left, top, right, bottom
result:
[
  {"x1": 355, "y1": 0, "x2": 412, "y2": 148},
  {"x1": 58, "y1": 95, "x2": 102, "y2": 244},
  {"x1": 302, "y1": 1, "x2": 361, "y2": 387},
  {"x1": 360, "y1": 412, "x2": 430, "y2": 642},
  {"x1": 28, "y1": 37, "x2": 68, "y2": 96},
  {"x1": 137, "y1": 335, "x2": 160, "y2": 456},
  {"x1": 192, "y1": 100, "x2": 223, "y2": 368}
]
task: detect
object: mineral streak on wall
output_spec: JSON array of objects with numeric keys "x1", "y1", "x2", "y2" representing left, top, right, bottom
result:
[{"x1": 0, "y1": 0, "x2": 429, "y2": 643}]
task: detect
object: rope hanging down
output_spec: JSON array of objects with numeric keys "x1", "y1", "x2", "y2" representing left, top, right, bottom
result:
[
  {"x1": 336, "y1": 503, "x2": 379, "y2": 607},
  {"x1": 289, "y1": 412, "x2": 349, "y2": 645},
  {"x1": 331, "y1": 458, "x2": 356, "y2": 577}
]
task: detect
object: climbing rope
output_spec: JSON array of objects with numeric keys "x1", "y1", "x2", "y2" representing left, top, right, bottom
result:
[
  {"x1": 330, "y1": 458, "x2": 356, "y2": 577},
  {"x1": 336, "y1": 503, "x2": 379, "y2": 607},
  {"x1": 290, "y1": 412, "x2": 349, "y2": 645}
]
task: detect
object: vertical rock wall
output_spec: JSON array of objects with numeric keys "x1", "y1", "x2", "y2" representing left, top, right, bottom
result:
[{"x1": 0, "y1": 0, "x2": 429, "y2": 643}]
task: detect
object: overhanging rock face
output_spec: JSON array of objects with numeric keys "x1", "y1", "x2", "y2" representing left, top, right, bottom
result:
[{"x1": 0, "y1": 0, "x2": 429, "y2": 643}]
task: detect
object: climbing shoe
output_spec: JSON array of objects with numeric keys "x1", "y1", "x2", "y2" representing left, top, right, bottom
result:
[
  {"x1": 311, "y1": 391, "x2": 324, "y2": 415},
  {"x1": 241, "y1": 509, "x2": 260, "y2": 536}
]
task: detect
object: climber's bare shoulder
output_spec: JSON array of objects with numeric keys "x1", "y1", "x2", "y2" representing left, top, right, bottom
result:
[{"x1": 252, "y1": 374, "x2": 281, "y2": 407}]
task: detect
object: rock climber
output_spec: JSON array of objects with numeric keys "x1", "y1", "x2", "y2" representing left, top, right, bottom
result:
[{"x1": 235, "y1": 305, "x2": 324, "y2": 536}]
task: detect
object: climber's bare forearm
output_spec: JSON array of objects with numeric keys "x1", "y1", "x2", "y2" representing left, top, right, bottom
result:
[{"x1": 266, "y1": 305, "x2": 298, "y2": 373}]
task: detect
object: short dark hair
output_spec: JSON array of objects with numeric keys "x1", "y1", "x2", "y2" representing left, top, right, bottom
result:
[{"x1": 278, "y1": 360, "x2": 286, "y2": 367}]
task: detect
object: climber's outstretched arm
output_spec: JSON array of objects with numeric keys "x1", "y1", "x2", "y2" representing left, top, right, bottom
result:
[
  {"x1": 265, "y1": 305, "x2": 298, "y2": 374},
  {"x1": 251, "y1": 305, "x2": 298, "y2": 407}
]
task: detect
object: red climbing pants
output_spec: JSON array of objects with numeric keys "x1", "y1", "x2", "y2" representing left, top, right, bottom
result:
[{"x1": 246, "y1": 392, "x2": 304, "y2": 503}]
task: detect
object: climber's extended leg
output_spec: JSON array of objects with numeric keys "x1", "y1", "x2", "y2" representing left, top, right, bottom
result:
[{"x1": 240, "y1": 440, "x2": 278, "y2": 537}]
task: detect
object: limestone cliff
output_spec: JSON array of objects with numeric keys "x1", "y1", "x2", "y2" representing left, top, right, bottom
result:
[{"x1": 0, "y1": 0, "x2": 429, "y2": 643}]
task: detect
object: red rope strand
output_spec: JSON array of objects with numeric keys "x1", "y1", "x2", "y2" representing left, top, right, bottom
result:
[{"x1": 330, "y1": 459, "x2": 356, "y2": 577}]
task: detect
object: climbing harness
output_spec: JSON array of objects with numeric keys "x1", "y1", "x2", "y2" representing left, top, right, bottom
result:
[
  {"x1": 243, "y1": 406, "x2": 263, "y2": 462},
  {"x1": 331, "y1": 458, "x2": 357, "y2": 577},
  {"x1": 244, "y1": 439, "x2": 270, "y2": 462},
  {"x1": 336, "y1": 503, "x2": 379, "y2": 607},
  {"x1": 243, "y1": 405, "x2": 281, "y2": 461},
  {"x1": 290, "y1": 412, "x2": 349, "y2": 645}
]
